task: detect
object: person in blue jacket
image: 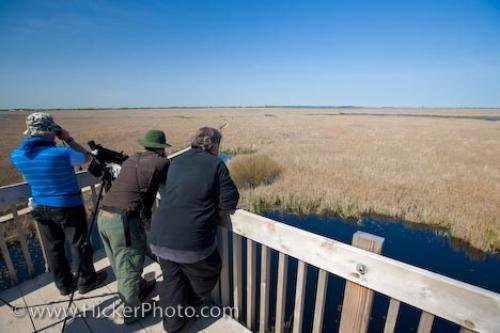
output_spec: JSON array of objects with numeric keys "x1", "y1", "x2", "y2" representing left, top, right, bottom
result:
[{"x1": 11, "y1": 112, "x2": 106, "y2": 296}]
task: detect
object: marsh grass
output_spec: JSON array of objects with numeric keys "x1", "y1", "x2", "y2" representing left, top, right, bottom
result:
[
  {"x1": 1, "y1": 107, "x2": 499, "y2": 252},
  {"x1": 229, "y1": 154, "x2": 282, "y2": 189},
  {"x1": 221, "y1": 145, "x2": 257, "y2": 155}
]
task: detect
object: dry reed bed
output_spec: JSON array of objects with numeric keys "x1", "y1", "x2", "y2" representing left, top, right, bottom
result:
[{"x1": 1, "y1": 108, "x2": 499, "y2": 252}]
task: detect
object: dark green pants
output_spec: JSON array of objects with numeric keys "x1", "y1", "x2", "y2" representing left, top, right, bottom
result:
[{"x1": 97, "y1": 210, "x2": 146, "y2": 306}]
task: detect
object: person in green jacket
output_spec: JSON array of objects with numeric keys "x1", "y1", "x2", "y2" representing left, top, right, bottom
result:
[{"x1": 97, "y1": 129, "x2": 170, "y2": 325}]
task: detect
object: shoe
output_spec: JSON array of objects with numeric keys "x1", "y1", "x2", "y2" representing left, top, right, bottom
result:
[
  {"x1": 59, "y1": 275, "x2": 76, "y2": 296},
  {"x1": 123, "y1": 299, "x2": 157, "y2": 325},
  {"x1": 78, "y1": 270, "x2": 108, "y2": 294},
  {"x1": 139, "y1": 278, "x2": 156, "y2": 301},
  {"x1": 163, "y1": 317, "x2": 186, "y2": 333},
  {"x1": 191, "y1": 292, "x2": 213, "y2": 308},
  {"x1": 59, "y1": 284, "x2": 76, "y2": 296}
]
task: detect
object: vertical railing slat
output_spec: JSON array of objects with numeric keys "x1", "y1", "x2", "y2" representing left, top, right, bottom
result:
[
  {"x1": 11, "y1": 205, "x2": 35, "y2": 277},
  {"x1": 383, "y1": 298, "x2": 401, "y2": 333},
  {"x1": 210, "y1": 229, "x2": 221, "y2": 305},
  {"x1": 339, "y1": 231, "x2": 384, "y2": 333},
  {"x1": 0, "y1": 223, "x2": 17, "y2": 283},
  {"x1": 220, "y1": 226, "x2": 230, "y2": 307},
  {"x1": 275, "y1": 252, "x2": 289, "y2": 333},
  {"x1": 232, "y1": 233, "x2": 243, "y2": 321},
  {"x1": 246, "y1": 239, "x2": 257, "y2": 330},
  {"x1": 292, "y1": 260, "x2": 308, "y2": 333},
  {"x1": 211, "y1": 279, "x2": 221, "y2": 305},
  {"x1": 417, "y1": 312, "x2": 435, "y2": 333},
  {"x1": 33, "y1": 220, "x2": 49, "y2": 272},
  {"x1": 259, "y1": 245, "x2": 271, "y2": 333},
  {"x1": 312, "y1": 269, "x2": 329, "y2": 333}
]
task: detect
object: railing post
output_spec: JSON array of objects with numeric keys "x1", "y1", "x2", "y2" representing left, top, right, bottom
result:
[
  {"x1": 383, "y1": 298, "x2": 401, "y2": 333},
  {"x1": 219, "y1": 227, "x2": 230, "y2": 307},
  {"x1": 232, "y1": 233, "x2": 243, "y2": 321},
  {"x1": 417, "y1": 312, "x2": 435, "y2": 333},
  {"x1": 292, "y1": 260, "x2": 308, "y2": 333},
  {"x1": 246, "y1": 239, "x2": 257, "y2": 330},
  {"x1": 259, "y1": 245, "x2": 271, "y2": 333},
  {"x1": 210, "y1": 229, "x2": 222, "y2": 306},
  {"x1": 275, "y1": 252, "x2": 289, "y2": 333},
  {"x1": 312, "y1": 269, "x2": 329, "y2": 333},
  {"x1": 339, "y1": 231, "x2": 384, "y2": 333},
  {"x1": 211, "y1": 280, "x2": 221, "y2": 305}
]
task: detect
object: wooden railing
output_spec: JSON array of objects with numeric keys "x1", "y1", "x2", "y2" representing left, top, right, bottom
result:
[
  {"x1": 1, "y1": 172, "x2": 499, "y2": 333},
  {"x1": 216, "y1": 211, "x2": 500, "y2": 333}
]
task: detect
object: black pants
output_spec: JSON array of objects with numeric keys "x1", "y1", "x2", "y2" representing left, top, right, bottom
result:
[
  {"x1": 158, "y1": 250, "x2": 222, "y2": 332},
  {"x1": 32, "y1": 205, "x2": 96, "y2": 291}
]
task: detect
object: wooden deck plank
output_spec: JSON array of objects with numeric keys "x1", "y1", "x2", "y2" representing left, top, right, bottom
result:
[
  {"x1": 81, "y1": 253, "x2": 147, "y2": 332},
  {"x1": 18, "y1": 269, "x2": 89, "y2": 332},
  {"x1": 135, "y1": 256, "x2": 164, "y2": 333},
  {"x1": 198, "y1": 314, "x2": 251, "y2": 333},
  {"x1": 72, "y1": 253, "x2": 144, "y2": 333},
  {"x1": 1, "y1": 247, "x2": 251, "y2": 333},
  {"x1": 0, "y1": 285, "x2": 35, "y2": 332}
]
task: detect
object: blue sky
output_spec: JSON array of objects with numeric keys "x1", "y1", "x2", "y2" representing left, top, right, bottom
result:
[{"x1": 1, "y1": 0, "x2": 499, "y2": 108}]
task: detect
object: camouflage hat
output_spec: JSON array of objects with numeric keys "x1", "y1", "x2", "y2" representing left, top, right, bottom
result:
[{"x1": 24, "y1": 112, "x2": 62, "y2": 136}]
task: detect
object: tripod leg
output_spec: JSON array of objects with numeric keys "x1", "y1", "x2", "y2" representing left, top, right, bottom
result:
[
  {"x1": 60, "y1": 180, "x2": 106, "y2": 333},
  {"x1": 0, "y1": 296, "x2": 16, "y2": 310}
]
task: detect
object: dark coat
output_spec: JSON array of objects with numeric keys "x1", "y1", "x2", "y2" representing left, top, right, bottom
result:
[
  {"x1": 101, "y1": 150, "x2": 169, "y2": 218},
  {"x1": 150, "y1": 148, "x2": 239, "y2": 251}
]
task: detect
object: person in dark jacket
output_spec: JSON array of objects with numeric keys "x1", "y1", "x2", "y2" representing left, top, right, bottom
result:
[
  {"x1": 150, "y1": 127, "x2": 239, "y2": 333},
  {"x1": 97, "y1": 129, "x2": 170, "y2": 325}
]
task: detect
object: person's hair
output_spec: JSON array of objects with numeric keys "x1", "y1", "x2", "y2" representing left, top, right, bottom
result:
[{"x1": 191, "y1": 127, "x2": 222, "y2": 152}]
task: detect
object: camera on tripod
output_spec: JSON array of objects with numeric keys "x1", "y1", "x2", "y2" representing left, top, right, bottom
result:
[{"x1": 87, "y1": 141, "x2": 128, "y2": 186}]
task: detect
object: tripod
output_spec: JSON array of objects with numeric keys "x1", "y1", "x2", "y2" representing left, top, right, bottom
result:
[{"x1": 56, "y1": 169, "x2": 113, "y2": 333}]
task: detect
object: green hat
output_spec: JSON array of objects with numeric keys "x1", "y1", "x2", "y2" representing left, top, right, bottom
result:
[
  {"x1": 24, "y1": 112, "x2": 62, "y2": 136},
  {"x1": 138, "y1": 129, "x2": 171, "y2": 149}
]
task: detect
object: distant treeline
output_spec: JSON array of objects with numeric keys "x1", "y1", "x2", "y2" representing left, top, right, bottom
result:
[
  {"x1": 2, "y1": 105, "x2": 363, "y2": 112},
  {"x1": 2, "y1": 105, "x2": 499, "y2": 112}
]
